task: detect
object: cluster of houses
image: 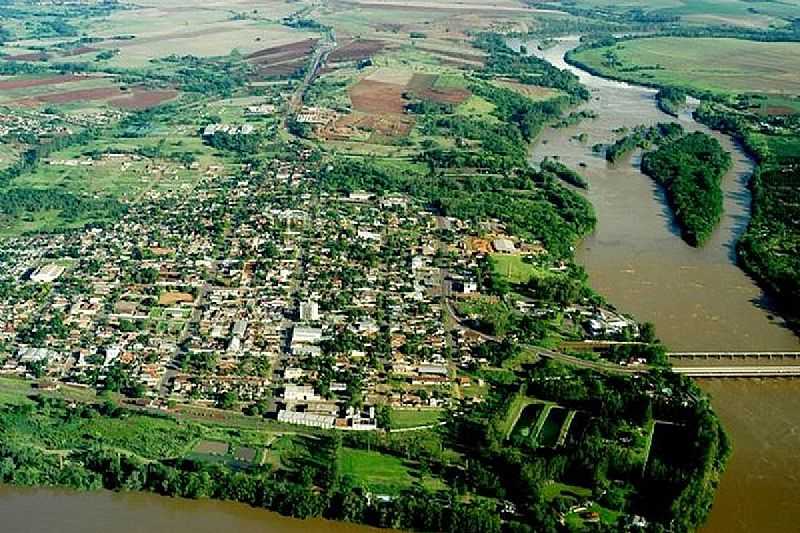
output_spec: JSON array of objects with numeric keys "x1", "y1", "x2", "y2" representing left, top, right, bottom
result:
[
  {"x1": 0, "y1": 150, "x2": 484, "y2": 428},
  {"x1": 202, "y1": 123, "x2": 256, "y2": 137},
  {"x1": 0, "y1": 131, "x2": 650, "y2": 430}
]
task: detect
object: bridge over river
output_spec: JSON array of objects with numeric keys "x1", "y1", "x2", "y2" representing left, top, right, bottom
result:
[
  {"x1": 671, "y1": 366, "x2": 800, "y2": 378},
  {"x1": 536, "y1": 347, "x2": 800, "y2": 378},
  {"x1": 669, "y1": 351, "x2": 800, "y2": 361}
]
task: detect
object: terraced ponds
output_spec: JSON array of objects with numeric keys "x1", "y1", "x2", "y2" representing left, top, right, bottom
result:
[
  {"x1": 538, "y1": 407, "x2": 569, "y2": 448},
  {"x1": 509, "y1": 401, "x2": 578, "y2": 449}
]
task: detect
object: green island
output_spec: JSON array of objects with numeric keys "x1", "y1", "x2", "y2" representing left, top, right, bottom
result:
[
  {"x1": 568, "y1": 21, "x2": 800, "y2": 326},
  {"x1": 2, "y1": 0, "x2": 800, "y2": 531},
  {"x1": 642, "y1": 132, "x2": 731, "y2": 246}
]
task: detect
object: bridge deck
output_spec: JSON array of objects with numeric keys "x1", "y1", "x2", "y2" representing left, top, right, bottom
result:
[{"x1": 673, "y1": 366, "x2": 800, "y2": 377}]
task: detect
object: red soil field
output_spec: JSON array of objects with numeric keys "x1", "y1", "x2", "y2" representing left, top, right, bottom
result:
[
  {"x1": 407, "y1": 73, "x2": 471, "y2": 104},
  {"x1": 253, "y1": 60, "x2": 307, "y2": 78},
  {"x1": 61, "y1": 46, "x2": 102, "y2": 57},
  {"x1": 328, "y1": 39, "x2": 385, "y2": 63},
  {"x1": 0, "y1": 75, "x2": 86, "y2": 91},
  {"x1": 14, "y1": 86, "x2": 177, "y2": 109},
  {"x1": 349, "y1": 80, "x2": 408, "y2": 114},
  {"x1": 247, "y1": 39, "x2": 317, "y2": 79},
  {"x1": 246, "y1": 39, "x2": 317, "y2": 61},
  {"x1": 4, "y1": 52, "x2": 48, "y2": 61},
  {"x1": 109, "y1": 89, "x2": 179, "y2": 110},
  {"x1": 17, "y1": 86, "x2": 123, "y2": 105}
]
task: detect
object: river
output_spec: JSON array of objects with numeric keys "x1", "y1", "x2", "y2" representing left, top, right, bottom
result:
[
  {"x1": 1, "y1": 35, "x2": 799, "y2": 533},
  {"x1": 514, "y1": 36, "x2": 800, "y2": 532},
  {"x1": 514, "y1": 36, "x2": 799, "y2": 352},
  {"x1": 0, "y1": 485, "x2": 382, "y2": 533}
]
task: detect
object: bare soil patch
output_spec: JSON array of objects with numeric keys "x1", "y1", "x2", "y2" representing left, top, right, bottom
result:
[
  {"x1": 246, "y1": 39, "x2": 317, "y2": 62},
  {"x1": 158, "y1": 291, "x2": 194, "y2": 306},
  {"x1": 61, "y1": 46, "x2": 101, "y2": 57},
  {"x1": 253, "y1": 60, "x2": 307, "y2": 78},
  {"x1": 16, "y1": 86, "x2": 123, "y2": 105},
  {"x1": 416, "y1": 45, "x2": 485, "y2": 65},
  {"x1": 407, "y1": 73, "x2": 470, "y2": 104},
  {"x1": 333, "y1": 112, "x2": 415, "y2": 138},
  {"x1": 349, "y1": 79, "x2": 407, "y2": 114},
  {"x1": 14, "y1": 85, "x2": 178, "y2": 109},
  {"x1": 109, "y1": 89, "x2": 178, "y2": 110},
  {"x1": 761, "y1": 106, "x2": 798, "y2": 116},
  {"x1": 4, "y1": 52, "x2": 48, "y2": 62},
  {"x1": 329, "y1": 39, "x2": 385, "y2": 63},
  {"x1": 0, "y1": 75, "x2": 85, "y2": 91}
]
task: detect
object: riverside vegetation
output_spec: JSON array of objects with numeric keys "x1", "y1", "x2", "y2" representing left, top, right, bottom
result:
[{"x1": 569, "y1": 30, "x2": 800, "y2": 324}]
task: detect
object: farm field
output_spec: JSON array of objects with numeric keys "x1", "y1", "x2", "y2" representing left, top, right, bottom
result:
[
  {"x1": 571, "y1": 37, "x2": 800, "y2": 95},
  {"x1": 531, "y1": 0, "x2": 800, "y2": 28}
]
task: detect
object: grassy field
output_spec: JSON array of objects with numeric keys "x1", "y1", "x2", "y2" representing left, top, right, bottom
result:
[
  {"x1": 539, "y1": 0, "x2": 800, "y2": 28},
  {"x1": 491, "y1": 253, "x2": 543, "y2": 285},
  {"x1": 339, "y1": 447, "x2": 416, "y2": 494},
  {"x1": 389, "y1": 408, "x2": 444, "y2": 429},
  {"x1": 572, "y1": 37, "x2": 800, "y2": 95}
]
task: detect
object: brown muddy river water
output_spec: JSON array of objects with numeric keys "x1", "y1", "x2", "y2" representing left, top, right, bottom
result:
[
  {"x1": 0, "y1": 485, "x2": 381, "y2": 533},
  {"x1": 1, "y1": 36, "x2": 799, "y2": 533},
  {"x1": 516, "y1": 36, "x2": 800, "y2": 532},
  {"x1": 519, "y1": 37, "x2": 798, "y2": 352}
]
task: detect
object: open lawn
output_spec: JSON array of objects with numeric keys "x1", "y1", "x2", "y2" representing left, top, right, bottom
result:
[
  {"x1": 389, "y1": 408, "x2": 444, "y2": 429},
  {"x1": 339, "y1": 447, "x2": 416, "y2": 494},
  {"x1": 572, "y1": 37, "x2": 800, "y2": 95}
]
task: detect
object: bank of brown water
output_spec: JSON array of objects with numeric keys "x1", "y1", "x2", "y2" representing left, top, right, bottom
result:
[
  {"x1": 517, "y1": 36, "x2": 798, "y2": 352},
  {"x1": 698, "y1": 379, "x2": 800, "y2": 533},
  {"x1": 513, "y1": 35, "x2": 800, "y2": 532},
  {"x1": 0, "y1": 485, "x2": 383, "y2": 533}
]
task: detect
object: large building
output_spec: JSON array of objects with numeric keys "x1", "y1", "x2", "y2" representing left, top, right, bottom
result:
[
  {"x1": 30, "y1": 264, "x2": 65, "y2": 283},
  {"x1": 299, "y1": 300, "x2": 319, "y2": 321}
]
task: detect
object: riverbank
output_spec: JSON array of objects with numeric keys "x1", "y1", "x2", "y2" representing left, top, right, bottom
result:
[
  {"x1": 519, "y1": 36, "x2": 798, "y2": 351},
  {"x1": 0, "y1": 485, "x2": 386, "y2": 533},
  {"x1": 565, "y1": 36, "x2": 800, "y2": 332},
  {"x1": 519, "y1": 35, "x2": 800, "y2": 533}
]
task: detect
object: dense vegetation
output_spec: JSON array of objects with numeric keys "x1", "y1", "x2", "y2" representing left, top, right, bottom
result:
[
  {"x1": 604, "y1": 122, "x2": 684, "y2": 162},
  {"x1": 641, "y1": 132, "x2": 731, "y2": 246},
  {"x1": 0, "y1": 354, "x2": 728, "y2": 533},
  {"x1": 318, "y1": 159, "x2": 595, "y2": 259},
  {"x1": 540, "y1": 157, "x2": 588, "y2": 189},
  {"x1": 476, "y1": 33, "x2": 589, "y2": 102},
  {"x1": 656, "y1": 87, "x2": 687, "y2": 117},
  {"x1": 451, "y1": 362, "x2": 729, "y2": 532}
]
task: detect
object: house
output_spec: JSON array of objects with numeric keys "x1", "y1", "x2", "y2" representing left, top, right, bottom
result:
[
  {"x1": 299, "y1": 300, "x2": 319, "y2": 321},
  {"x1": 277, "y1": 409, "x2": 335, "y2": 428},
  {"x1": 492, "y1": 238, "x2": 516, "y2": 254}
]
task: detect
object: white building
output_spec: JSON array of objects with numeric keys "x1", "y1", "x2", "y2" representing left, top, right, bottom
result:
[
  {"x1": 30, "y1": 264, "x2": 65, "y2": 283},
  {"x1": 292, "y1": 325, "x2": 323, "y2": 345},
  {"x1": 299, "y1": 301, "x2": 319, "y2": 321}
]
